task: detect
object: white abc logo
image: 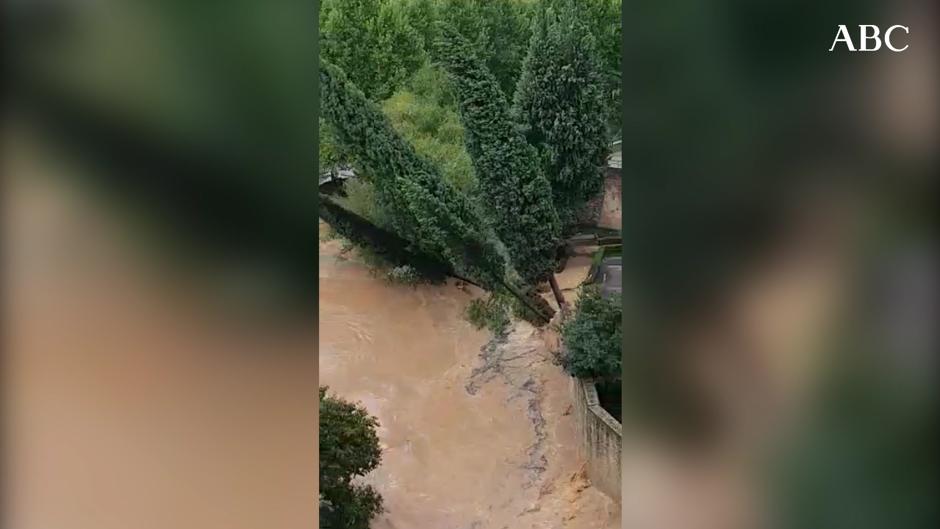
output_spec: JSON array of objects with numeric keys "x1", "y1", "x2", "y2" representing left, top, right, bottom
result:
[{"x1": 830, "y1": 24, "x2": 909, "y2": 52}]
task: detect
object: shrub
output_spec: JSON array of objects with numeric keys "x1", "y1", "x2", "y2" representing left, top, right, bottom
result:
[
  {"x1": 385, "y1": 264, "x2": 425, "y2": 285},
  {"x1": 382, "y1": 72, "x2": 476, "y2": 193},
  {"x1": 561, "y1": 286, "x2": 621, "y2": 381},
  {"x1": 406, "y1": 62, "x2": 458, "y2": 108},
  {"x1": 319, "y1": 387, "x2": 383, "y2": 529}
]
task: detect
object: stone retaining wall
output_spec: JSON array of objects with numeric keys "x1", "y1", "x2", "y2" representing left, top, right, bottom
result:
[{"x1": 570, "y1": 376, "x2": 622, "y2": 501}]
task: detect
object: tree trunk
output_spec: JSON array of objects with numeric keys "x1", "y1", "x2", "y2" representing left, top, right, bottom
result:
[
  {"x1": 548, "y1": 273, "x2": 568, "y2": 315},
  {"x1": 498, "y1": 278, "x2": 553, "y2": 324}
]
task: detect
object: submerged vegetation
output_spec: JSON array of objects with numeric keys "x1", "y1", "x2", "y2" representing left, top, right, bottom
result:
[{"x1": 466, "y1": 295, "x2": 511, "y2": 335}]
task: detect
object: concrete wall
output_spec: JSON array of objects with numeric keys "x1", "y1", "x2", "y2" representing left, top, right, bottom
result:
[
  {"x1": 597, "y1": 171, "x2": 621, "y2": 230},
  {"x1": 580, "y1": 172, "x2": 622, "y2": 229},
  {"x1": 570, "y1": 377, "x2": 622, "y2": 501}
]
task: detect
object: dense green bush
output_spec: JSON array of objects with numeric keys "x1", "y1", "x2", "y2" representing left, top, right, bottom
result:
[
  {"x1": 437, "y1": 24, "x2": 561, "y2": 285},
  {"x1": 405, "y1": 62, "x2": 459, "y2": 108},
  {"x1": 319, "y1": 387, "x2": 383, "y2": 529},
  {"x1": 355, "y1": 248, "x2": 431, "y2": 285},
  {"x1": 403, "y1": 0, "x2": 438, "y2": 53},
  {"x1": 514, "y1": 2, "x2": 610, "y2": 224},
  {"x1": 320, "y1": 0, "x2": 424, "y2": 101},
  {"x1": 382, "y1": 67, "x2": 476, "y2": 193},
  {"x1": 561, "y1": 286, "x2": 622, "y2": 380}
]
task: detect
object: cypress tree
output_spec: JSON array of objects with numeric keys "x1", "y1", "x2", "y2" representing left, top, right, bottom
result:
[
  {"x1": 435, "y1": 0, "x2": 534, "y2": 98},
  {"x1": 436, "y1": 24, "x2": 561, "y2": 285},
  {"x1": 319, "y1": 194, "x2": 452, "y2": 283},
  {"x1": 403, "y1": 0, "x2": 439, "y2": 54},
  {"x1": 319, "y1": 60, "x2": 506, "y2": 289},
  {"x1": 513, "y1": 2, "x2": 610, "y2": 225}
]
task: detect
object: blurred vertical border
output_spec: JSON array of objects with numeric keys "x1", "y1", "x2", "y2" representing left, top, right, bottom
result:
[
  {"x1": 4, "y1": 1, "x2": 320, "y2": 528},
  {"x1": 621, "y1": 1, "x2": 936, "y2": 527}
]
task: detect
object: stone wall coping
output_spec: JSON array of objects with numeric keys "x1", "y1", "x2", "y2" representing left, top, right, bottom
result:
[{"x1": 580, "y1": 378, "x2": 622, "y2": 436}]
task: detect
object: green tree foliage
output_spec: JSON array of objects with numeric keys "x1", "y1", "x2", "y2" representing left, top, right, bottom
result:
[
  {"x1": 382, "y1": 65, "x2": 476, "y2": 193},
  {"x1": 402, "y1": 0, "x2": 439, "y2": 53},
  {"x1": 319, "y1": 387, "x2": 383, "y2": 529},
  {"x1": 513, "y1": 2, "x2": 610, "y2": 224},
  {"x1": 465, "y1": 287, "x2": 551, "y2": 333},
  {"x1": 465, "y1": 295, "x2": 511, "y2": 335},
  {"x1": 318, "y1": 118, "x2": 350, "y2": 175},
  {"x1": 577, "y1": 0, "x2": 622, "y2": 134},
  {"x1": 339, "y1": 178, "x2": 391, "y2": 228},
  {"x1": 405, "y1": 60, "x2": 459, "y2": 109},
  {"x1": 561, "y1": 286, "x2": 622, "y2": 380},
  {"x1": 320, "y1": 0, "x2": 424, "y2": 101},
  {"x1": 320, "y1": 194, "x2": 450, "y2": 282},
  {"x1": 319, "y1": 60, "x2": 506, "y2": 289},
  {"x1": 437, "y1": 24, "x2": 561, "y2": 284},
  {"x1": 435, "y1": 0, "x2": 534, "y2": 97}
]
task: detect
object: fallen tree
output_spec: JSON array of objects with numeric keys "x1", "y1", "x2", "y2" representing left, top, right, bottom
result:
[{"x1": 320, "y1": 194, "x2": 554, "y2": 323}]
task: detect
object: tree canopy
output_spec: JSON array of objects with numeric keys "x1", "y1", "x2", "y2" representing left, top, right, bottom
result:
[
  {"x1": 382, "y1": 64, "x2": 476, "y2": 193},
  {"x1": 319, "y1": 387, "x2": 383, "y2": 529},
  {"x1": 319, "y1": 0, "x2": 424, "y2": 101},
  {"x1": 319, "y1": 60, "x2": 506, "y2": 289},
  {"x1": 514, "y1": 2, "x2": 610, "y2": 224},
  {"x1": 434, "y1": 0, "x2": 534, "y2": 97},
  {"x1": 437, "y1": 23, "x2": 561, "y2": 284},
  {"x1": 319, "y1": 0, "x2": 621, "y2": 290}
]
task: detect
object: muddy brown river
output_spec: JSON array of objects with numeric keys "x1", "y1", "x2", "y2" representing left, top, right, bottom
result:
[
  {"x1": 319, "y1": 232, "x2": 620, "y2": 529},
  {"x1": 4, "y1": 128, "x2": 618, "y2": 528}
]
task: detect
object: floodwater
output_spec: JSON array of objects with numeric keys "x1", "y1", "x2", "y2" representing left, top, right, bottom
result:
[{"x1": 319, "y1": 231, "x2": 620, "y2": 528}]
